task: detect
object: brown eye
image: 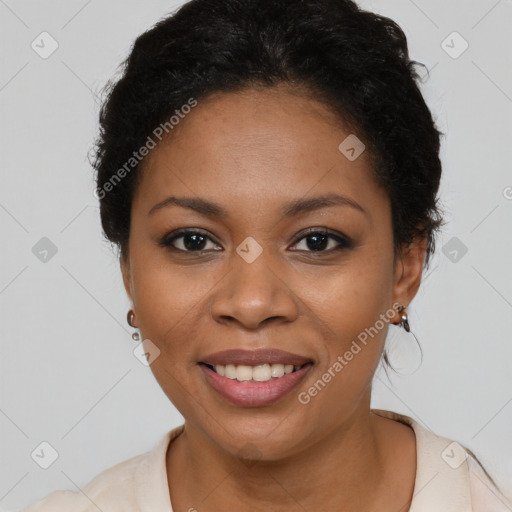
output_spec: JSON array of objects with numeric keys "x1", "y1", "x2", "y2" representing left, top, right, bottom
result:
[
  {"x1": 159, "y1": 229, "x2": 221, "y2": 252},
  {"x1": 290, "y1": 229, "x2": 353, "y2": 253}
]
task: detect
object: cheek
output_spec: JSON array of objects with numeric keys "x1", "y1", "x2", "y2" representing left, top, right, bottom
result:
[
  {"x1": 305, "y1": 240, "x2": 395, "y2": 389},
  {"x1": 130, "y1": 259, "x2": 212, "y2": 411},
  {"x1": 125, "y1": 231, "x2": 208, "y2": 390},
  {"x1": 312, "y1": 236, "x2": 394, "y2": 330},
  {"x1": 131, "y1": 259, "x2": 210, "y2": 352}
]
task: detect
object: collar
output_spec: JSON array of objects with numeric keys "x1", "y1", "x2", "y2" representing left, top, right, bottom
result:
[
  {"x1": 133, "y1": 409, "x2": 473, "y2": 511},
  {"x1": 371, "y1": 408, "x2": 472, "y2": 512},
  {"x1": 133, "y1": 424, "x2": 183, "y2": 511}
]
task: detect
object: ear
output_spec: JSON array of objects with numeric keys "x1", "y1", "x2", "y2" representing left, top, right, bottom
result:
[
  {"x1": 391, "y1": 235, "x2": 428, "y2": 322},
  {"x1": 120, "y1": 254, "x2": 134, "y2": 303}
]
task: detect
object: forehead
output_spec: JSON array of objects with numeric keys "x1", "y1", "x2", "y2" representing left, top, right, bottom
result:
[{"x1": 133, "y1": 87, "x2": 387, "y2": 221}]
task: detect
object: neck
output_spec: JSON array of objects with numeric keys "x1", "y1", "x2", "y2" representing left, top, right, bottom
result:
[{"x1": 166, "y1": 394, "x2": 402, "y2": 511}]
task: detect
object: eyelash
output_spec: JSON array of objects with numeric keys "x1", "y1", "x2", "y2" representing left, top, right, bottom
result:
[{"x1": 158, "y1": 228, "x2": 354, "y2": 255}]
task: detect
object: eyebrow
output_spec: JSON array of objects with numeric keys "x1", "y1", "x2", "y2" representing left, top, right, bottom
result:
[{"x1": 148, "y1": 193, "x2": 366, "y2": 218}]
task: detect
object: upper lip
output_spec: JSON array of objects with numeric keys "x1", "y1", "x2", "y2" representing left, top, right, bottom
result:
[{"x1": 200, "y1": 348, "x2": 312, "y2": 367}]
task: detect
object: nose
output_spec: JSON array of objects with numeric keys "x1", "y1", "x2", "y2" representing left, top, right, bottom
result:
[{"x1": 209, "y1": 250, "x2": 300, "y2": 331}]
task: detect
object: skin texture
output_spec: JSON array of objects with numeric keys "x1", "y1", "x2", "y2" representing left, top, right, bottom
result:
[{"x1": 121, "y1": 85, "x2": 426, "y2": 511}]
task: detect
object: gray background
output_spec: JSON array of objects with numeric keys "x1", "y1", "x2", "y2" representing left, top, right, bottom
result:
[{"x1": 1, "y1": 0, "x2": 511, "y2": 509}]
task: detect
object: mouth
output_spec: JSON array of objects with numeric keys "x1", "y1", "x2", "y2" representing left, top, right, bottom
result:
[
  {"x1": 198, "y1": 349, "x2": 314, "y2": 407},
  {"x1": 199, "y1": 361, "x2": 312, "y2": 382}
]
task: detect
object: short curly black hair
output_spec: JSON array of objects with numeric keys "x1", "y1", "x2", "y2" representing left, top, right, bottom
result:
[{"x1": 92, "y1": 0, "x2": 444, "y2": 268}]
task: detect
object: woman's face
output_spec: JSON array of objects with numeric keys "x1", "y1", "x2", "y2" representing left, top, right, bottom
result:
[{"x1": 122, "y1": 85, "x2": 425, "y2": 460}]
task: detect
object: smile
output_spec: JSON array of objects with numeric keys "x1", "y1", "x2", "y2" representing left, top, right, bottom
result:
[
  {"x1": 204, "y1": 362, "x2": 310, "y2": 382},
  {"x1": 198, "y1": 349, "x2": 314, "y2": 407}
]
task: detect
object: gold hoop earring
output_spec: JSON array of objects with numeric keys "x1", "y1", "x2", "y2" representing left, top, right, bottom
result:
[{"x1": 127, "y1": 309, "x2": 140, "y2": 341}]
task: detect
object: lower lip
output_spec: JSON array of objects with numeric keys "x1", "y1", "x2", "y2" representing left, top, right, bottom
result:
[{"x1": 199, "y1": 363, "x2": 313, "y2": 407}]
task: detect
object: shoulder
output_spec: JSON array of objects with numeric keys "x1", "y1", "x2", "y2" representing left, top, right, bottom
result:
[
  {"x1": 371, "y1": 409, "x2": 512, "y2": 511},
  {"x1": 466, "y1": 451, "x2": 512, "y2": 511},
  {"x1": 19, "y1": 452, "x2": 145, "y2": 512},
  {"x1": 19, "y1": 427, "x2": 182, "y2": 512}
]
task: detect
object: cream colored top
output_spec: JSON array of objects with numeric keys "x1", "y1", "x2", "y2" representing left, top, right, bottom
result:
[{"x1": 20, "y1": 409, "x2": 512, "y2": 511}]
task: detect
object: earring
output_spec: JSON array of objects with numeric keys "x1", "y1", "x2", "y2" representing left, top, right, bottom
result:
[
  {"x1": 397, "y1": 304, "x2": 410, "y2": 332},
  {"x1": 385, "y1": 304, "x2": 424, "y2": 375},
  {"x1": 396, "y1": 304, "x2": 422, "y2": 351},
  {"x1": 127, "y1": 309, "x2": 140, "y2": 341}
]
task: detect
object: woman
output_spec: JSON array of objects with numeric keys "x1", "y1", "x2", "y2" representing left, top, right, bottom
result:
[{"x1": 21, "y1": 0, "x2": 511, "y2": 510}]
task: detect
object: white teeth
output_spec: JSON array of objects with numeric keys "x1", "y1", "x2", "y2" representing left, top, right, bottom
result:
[
  {"x1": 270, "y1": 363, "x2": 285, "y2": 378},
  {"x1": 211, "y1": 362, "x2": 307, "y2": 382},
  {"x1": 253, "y1": 364, "x2": 271, "y2": 381},
  {"x1": 224, "y1": 364, "x2": 237, "y2": 379},
  {"x1": 236, "y1": 365, "x2": 253, "y2": 381}
]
